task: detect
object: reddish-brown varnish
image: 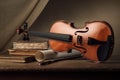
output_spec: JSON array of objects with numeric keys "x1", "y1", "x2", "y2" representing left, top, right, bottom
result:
[{"x1": 49, "y1": 20, "x2": 112, "y2": 61}]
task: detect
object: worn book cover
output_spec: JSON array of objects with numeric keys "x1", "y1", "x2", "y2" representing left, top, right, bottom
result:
[
  {"x1": 13, "y1": 41, "x2": 48, "y2": 50},
  {"x1": 8, "y1": 49, "x2": 40, "y2": 56},
  {"x1": 8, "y1": 41, "x2": 49, "y2": 56},
  {"x1": 0, "y1": 55, "x2": 35, "y2": 63}
]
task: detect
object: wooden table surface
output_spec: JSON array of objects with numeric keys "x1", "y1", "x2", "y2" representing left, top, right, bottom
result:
[
  {"x1": 0, "y1": 54, "x2": 120, "y2": 72},
  {"x1": 0, "y1": 55, "x2": 119, "y2": 80}
]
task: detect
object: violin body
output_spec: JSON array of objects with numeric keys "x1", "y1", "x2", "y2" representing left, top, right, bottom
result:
[{"x1": 49, "y1": 20, "x2": 114, "y2": 61}]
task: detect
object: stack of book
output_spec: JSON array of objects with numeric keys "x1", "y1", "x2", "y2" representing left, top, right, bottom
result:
[
  {"x1": 0, "y1": 41, "x2": 82, "y2": 64},
  {"x1": 8, "y1": 41, "x2": 48, "y2": 56},
  {"x1": 0, "y1": 41, "x2": 48, "y2": 63}
]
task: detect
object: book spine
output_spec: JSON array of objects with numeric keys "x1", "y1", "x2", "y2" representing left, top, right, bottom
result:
[
  {"x1": 8, "y1": 49, "x2": 40, "y2": 56},
  {"x1": 0, "y1": 56, "x2": 35, "y2": 63},
  {"x1": 13, "y1": 42, "x2": 48, "y2": 50}
]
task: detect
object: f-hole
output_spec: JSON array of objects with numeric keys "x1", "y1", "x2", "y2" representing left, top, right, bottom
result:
[
  {"x1": 75, "y1": 27, "x2": 89, "y2": 35},
  {"x1": 73, "y1": 27, "x2": 89, "y2": 54}
]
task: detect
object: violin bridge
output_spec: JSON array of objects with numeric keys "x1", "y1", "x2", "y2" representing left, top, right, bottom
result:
[{"x1": 77, "y1": 35, "x2": 83, "y2": 45}]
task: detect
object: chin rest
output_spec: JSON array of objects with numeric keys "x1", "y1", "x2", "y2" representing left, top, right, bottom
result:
[{"x1": 97, "y1": 25, "x2": 114, "y2": 61}]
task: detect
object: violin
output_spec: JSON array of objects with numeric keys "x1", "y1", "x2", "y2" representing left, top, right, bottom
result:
[{"x1": 17, "y1": 20, "x2": 114, "y2": 62}]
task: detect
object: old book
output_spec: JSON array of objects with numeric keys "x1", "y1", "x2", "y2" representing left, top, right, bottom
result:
[
  {"x1": 13, "y1": 41, "x2": 48, "y2": 50},
  {"x1": 0, "y1": 55, "x2": 35, "y2": 63},
  {"x1": 8, "y1": 49, "x2": 39, "y2": 56}
]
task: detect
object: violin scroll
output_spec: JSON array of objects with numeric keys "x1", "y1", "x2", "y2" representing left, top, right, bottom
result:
[{"x1": 16, "y1": 23, "x2": 30, "y2": 41}]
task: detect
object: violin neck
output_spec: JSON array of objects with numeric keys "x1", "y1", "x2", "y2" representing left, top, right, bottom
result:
[{"x1": 29, "y1": 31, "x2": 72, "y2": 42}]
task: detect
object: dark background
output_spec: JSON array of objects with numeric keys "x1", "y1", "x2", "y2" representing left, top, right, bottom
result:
[
  {"x1": 0, "y1": 0, "x2": 119, "y2": 59},
  {"x1": 0, "y1": 0, "x2": 120, "y2": 79},
  {"x1": 30, "y1": 0, "x2": 120, "y2": 59}
]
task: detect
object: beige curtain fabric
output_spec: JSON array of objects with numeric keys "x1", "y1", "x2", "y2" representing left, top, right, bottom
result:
[{"x1": 0, "y1": 0, "x2": 49, "y2": 53}]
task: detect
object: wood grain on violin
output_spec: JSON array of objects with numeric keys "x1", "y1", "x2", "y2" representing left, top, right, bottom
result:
[
  {"x1": 17, "y1": 20, "x2": 114, "y2": 62},
  {"x1": 49, "y1": 20, "x2": 114, "y2": 61}
]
